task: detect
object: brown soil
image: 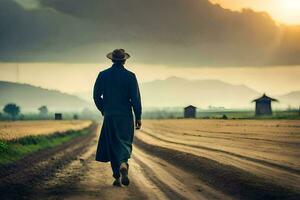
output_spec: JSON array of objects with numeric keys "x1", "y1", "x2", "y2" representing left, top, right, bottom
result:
[
  {"x1": 1, "y1": 120, "x2": 299, "y2": 200},
  {"x1": 0, "y1": 125, "x2": 95, "y2": 199}
]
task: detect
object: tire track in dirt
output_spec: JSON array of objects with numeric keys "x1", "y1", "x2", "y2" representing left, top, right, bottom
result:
[
  {"x1": 34, "y1": 122, "x2": 298, "y2": 200},
  {"x1": 140, "y1": 129, "x2": 300, "y2": 176},
  {"x1": 0, "y1": 124, "x2": 97, "y2": 200},
  {"x1": 131, "y1": 146, "x2": 232, "y2": 200},
  {"x1": 136, "y1": 129, "x2": 300, "y2": 194},
  {"x1": 2, "y1": 122, "x2": 299, "y2": 200},
  {"x1": 34, "y1": 125, "x2": 226, "y2": 200},
  {"x1": 146, "y1": 126, "x2": 300, "y2": 146},
  {"x1": 35, "y1": 130, "x2": 147, "y2": 200},
  {"x1": 134, "y1": 132, "x2": 300, "y2": 200},
  {"x1": 134, "y1": 160, "x2": 186, "y2": 199},
  {"x1": 28, "y1": 124, "x2": 230, "y2": 200}
]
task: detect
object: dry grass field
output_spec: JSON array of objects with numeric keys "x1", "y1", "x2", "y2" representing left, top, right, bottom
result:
[{"x1": 0, "y1": 120, "x2": 92, "y2": 141}]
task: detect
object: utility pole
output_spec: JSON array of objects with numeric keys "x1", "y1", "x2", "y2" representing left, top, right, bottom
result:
[{"x1": 16, "y1": 63, "x2": 20, "y2": 83}]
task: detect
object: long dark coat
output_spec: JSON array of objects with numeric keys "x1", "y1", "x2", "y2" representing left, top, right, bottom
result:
[{"x1": 93, "y1": 63, "x2": 142, "y2": 164}]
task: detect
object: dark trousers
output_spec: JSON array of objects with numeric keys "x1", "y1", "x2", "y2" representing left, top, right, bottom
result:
[
  {"x1": 111, "y1": 159, "x2": 128, "y2": 179},
  {"x1": 111, "y1": 160, "x2": 120, "y2": 179}
]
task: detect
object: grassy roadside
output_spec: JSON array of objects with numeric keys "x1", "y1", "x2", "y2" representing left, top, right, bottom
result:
[
  {"x1": 0, "y1": 125, "x2": 93, "y2": 165},
  {"x1": 143, "y1": 110, "x2": 300, "y2": 119}
]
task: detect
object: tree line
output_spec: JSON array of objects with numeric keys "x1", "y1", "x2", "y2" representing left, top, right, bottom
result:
[{"x1": 1, "y1": 103, "x2": 48, "y2": 120}]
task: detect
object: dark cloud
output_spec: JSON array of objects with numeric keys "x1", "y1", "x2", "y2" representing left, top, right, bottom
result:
[
  {"x1": 0, "y1": 0, "x2": 99, "y2": 61},
  {"x1": 0, "y1": 0, "x2": 299, "y2": 66}
]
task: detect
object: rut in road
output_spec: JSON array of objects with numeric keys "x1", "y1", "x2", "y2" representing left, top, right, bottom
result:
[
  {"x1": 136, "y1": 127, "x2": 300, "y2": 194},
  {"x1": 3, "y1": 122, "x2": 298, "y2": 200},
  {"x1": 32, "y1": 126, "x2": 229, "y2": 200},
  {"x1": 134, "y1": 131, "x2": 300, "y2": 200},
  {"x1": 0, "y1": 125, "x2": 97, "y2": 200}
]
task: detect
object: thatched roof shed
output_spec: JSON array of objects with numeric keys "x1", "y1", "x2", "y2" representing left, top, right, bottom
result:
[{"x1": 252, "y1": 94, "x2": 278, "y2": 116}]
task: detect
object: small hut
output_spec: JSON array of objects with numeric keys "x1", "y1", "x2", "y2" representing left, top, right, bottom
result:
[
  {"x1": 55, "y1": 113, "x2": 63, "y2": 120},
  {"x1": 252, "y1": 94, "x2": 278, "y2": 116},
  {"x1": 184, "y1": 105, "x2": 197, "y2": 118}
]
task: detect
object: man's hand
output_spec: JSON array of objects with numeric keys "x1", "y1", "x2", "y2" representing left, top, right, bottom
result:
[{"x1": 135, "y1": 120, "x2": 142, "y2": 130}]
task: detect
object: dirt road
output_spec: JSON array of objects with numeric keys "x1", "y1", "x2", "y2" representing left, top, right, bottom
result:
[
  {"x1": 31, "y1": 126, "x2": 229, "y2": 200},
  {"x1": 1, "y1": 120, "x2": 300, "y2": 200}
]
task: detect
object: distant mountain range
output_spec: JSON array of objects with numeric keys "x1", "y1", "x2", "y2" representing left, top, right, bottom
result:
[
  {"x1": 278, "y1": 91, "x2": 300, "y2": 108},
  {"x1": 75, "y1": 77, "x2": 300, "y2": 109},
  {"x1": 0, "y1": 81, "x2": 92, "y2": 112},
  {"x1": 1, "y1": 79, "x2": 299, "y2": 112},
  {"x1": 140, "y1": 77, "x2": 300, "y2": 109},
  {"x1": 140, "y1": 77, "x2": 259, "y2": 108}
]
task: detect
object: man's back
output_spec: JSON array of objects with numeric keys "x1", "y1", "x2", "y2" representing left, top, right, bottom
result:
[
  {"x1": 93, "y1": 63, "x2": 142, "y2": 120},
  {"x1": 94, "y1": 49, "x2": 141, "y2": 186}
]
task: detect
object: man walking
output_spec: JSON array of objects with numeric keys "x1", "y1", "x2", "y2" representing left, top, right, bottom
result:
[{"x1": 93, "y1": 49, "x2": 142, "y2": 187}]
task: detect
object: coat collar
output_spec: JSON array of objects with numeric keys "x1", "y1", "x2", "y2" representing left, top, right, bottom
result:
[{"x1": 112, "y1": 63, "x2": 124, "y2": 68}]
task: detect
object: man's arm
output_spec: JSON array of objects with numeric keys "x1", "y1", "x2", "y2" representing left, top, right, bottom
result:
[
  {"x1": 130, "y1": 74, "x2": 142, "y2": 129},
  {"x1": 93, "y1": 73, "x2": 104, "y2": 115}
]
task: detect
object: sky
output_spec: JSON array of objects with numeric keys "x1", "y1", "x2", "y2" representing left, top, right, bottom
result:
[
  {"x1": 15, "y1": 0, "x2": 300, "y2": 25},
  {"x1": 210, "y1": 0, "x2": 300, "y2": 25},
  {"x1": 1, "y1": 0, "x2": 300, "y2": 97},
  {"x1": 1, "y1": 0, "x2": 299, "y2": 65}
]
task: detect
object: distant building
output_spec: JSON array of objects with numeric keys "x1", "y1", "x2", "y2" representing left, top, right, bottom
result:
[
  {"x1": 55, "y1": 113, "x2": 63, "y2": 120},
  {"x1": 184, "y1": 105, "x2": 197, "y2": 118},
  {"x1": 252, "y1": 94, "x2": 278, "y2": 116}
]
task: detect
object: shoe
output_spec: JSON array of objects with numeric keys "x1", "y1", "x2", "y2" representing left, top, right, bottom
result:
[
  {"x1": 120, "y1": 163, "x2": 130, "y2": 186},
  {"x1": 113, "y1": 178, "x2": 121, "y2": 187}
]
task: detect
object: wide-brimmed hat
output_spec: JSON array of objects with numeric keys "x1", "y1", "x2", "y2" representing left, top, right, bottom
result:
[{"x1": 107, "y1": 49, "x2": 130, "y2": 61}]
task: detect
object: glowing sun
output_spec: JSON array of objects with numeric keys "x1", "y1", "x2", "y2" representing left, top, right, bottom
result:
[{"x1": 277, "y1": 0, "x2": 300, "y2": 24}]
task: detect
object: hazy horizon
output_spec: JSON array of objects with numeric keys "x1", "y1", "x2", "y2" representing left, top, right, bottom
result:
[{"x1": 1, "y1": 63, "x2": 300, "y2": 96}]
